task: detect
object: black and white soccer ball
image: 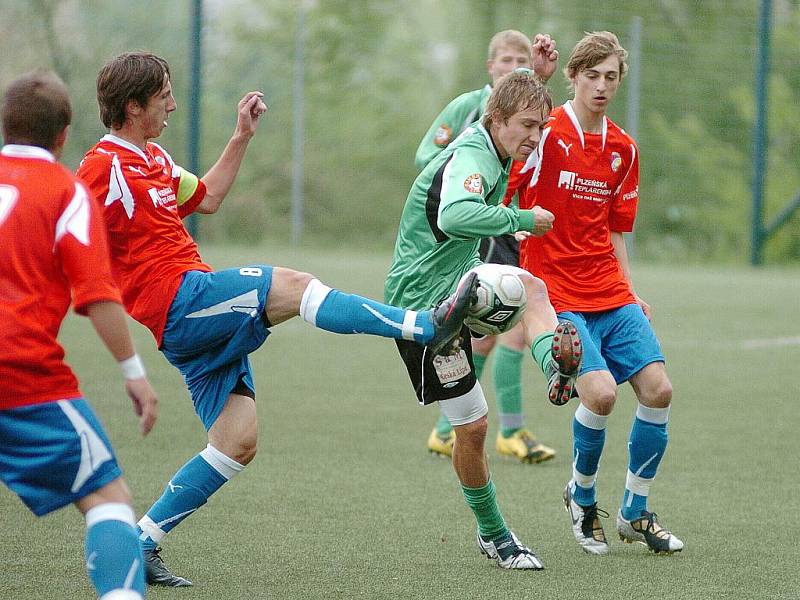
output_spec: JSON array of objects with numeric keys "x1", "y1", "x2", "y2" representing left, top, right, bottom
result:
[{"x1": 462, "y1": 264, "x2": 527, "y2": 337}]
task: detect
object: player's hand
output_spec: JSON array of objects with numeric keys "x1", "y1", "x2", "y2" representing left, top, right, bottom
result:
[
  {"x1": 514, "y1": 230, "x2": 532, "y2": 241},
  {"x1": 125, "y1": 377, "x2": 158, "y2": 436},
  {"x1": 635, "y1": 294, "x2": 652, "y2": 320},
  {"x1": 235, "y1": 91, "x2": 268, "y2": 138},
  {"x1": 530, "y1": 206, "x2": 554, "y2": 236},
  {"x1": 532, "y1": 33, "x2": 559, "y2": 82}
]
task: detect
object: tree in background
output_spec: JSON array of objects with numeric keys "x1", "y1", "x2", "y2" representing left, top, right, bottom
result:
[{"x1": 0, "y1": 0, "x2": 797, "y2": 261}]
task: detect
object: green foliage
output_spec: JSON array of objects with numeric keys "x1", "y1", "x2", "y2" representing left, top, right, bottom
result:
[{"x1": 0, "y1": 0, "x2": 797, "y2": 262}]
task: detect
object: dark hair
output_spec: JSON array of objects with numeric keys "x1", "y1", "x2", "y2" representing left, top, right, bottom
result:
[
  {"x1": 96, "y1": 52, "x2": 171, "y2": 129},
  {"x1": 482, "y1": 70, "x2": 553, "y2": 129},
  {"x1": 1, "y1": 69, "x2": 71, "y2": 150}
]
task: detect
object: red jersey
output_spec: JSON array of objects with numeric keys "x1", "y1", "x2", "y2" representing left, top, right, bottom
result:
[
  {"x1": 77, "y1": 135, "x2": 209, "y2": 345},
  {"x1": 0, "y1": 145, "x2": 122, "y2": 409},
  {"x1": 516, "y1": 103, "x2": 639, "y2": 312}
]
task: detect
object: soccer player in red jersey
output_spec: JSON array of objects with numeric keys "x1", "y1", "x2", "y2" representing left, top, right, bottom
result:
[
  {"x1": 512, "y1": 32, "x2": 684, "y2": 555},
  {"x1": 0, "y1": 70, "x2": 158, "y2": 600},
  {"x1": 77, "y1": 52, "x2": 475, "y2": 586}
]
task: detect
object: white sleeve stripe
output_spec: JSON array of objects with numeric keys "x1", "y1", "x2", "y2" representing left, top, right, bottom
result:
[
  {"x1": 614, "y1": 143, "x2": 638, "y2": 197},
  {"x1": 54, "y1": 183, "x2": 91, "y2": 246}
]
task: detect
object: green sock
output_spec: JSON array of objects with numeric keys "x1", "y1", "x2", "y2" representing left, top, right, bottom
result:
[
  {"x1": 531, "y1": 332, "x2": 554, "y2": 374},
  {"x1": 493, "y1": 346, "x2": 524, "y2": 438},
  {"x1": 461, "y1": 479, "x2": 508, "y2": 540},
  {"x1": 435, "y1": 412, "x2": 453, "y2": 437},
  {"x1": 472, "y1": 351, "x2": 488, "y2": 379}
]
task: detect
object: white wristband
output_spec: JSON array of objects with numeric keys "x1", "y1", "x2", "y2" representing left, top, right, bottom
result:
[{"x1": 119, "y1": 354, "x2": 146, "y2": 380}]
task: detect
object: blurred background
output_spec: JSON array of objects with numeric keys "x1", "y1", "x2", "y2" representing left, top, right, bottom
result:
[{"x1": 1, "y1": 0, "x2": 798, "y2": 263}]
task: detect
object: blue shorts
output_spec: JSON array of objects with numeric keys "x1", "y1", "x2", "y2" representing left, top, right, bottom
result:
[
  {"x1": 161, "y1": 266, "x2": 273, "y2": 430},
  {"x1": 0, "y1": 399, "x2": 122, "y2": 516},
  {"x1": 559, "y1": 304, "x2": 664, "y2": 385}
]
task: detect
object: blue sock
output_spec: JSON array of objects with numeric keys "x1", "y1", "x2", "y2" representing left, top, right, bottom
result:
[
  {"x1": 85, "y1": 503, "x2": 145, "y2": 599},
  {"x1": 299, "y1": 279, "x2": 433, "y2": 343},
  {"x1": 138, "y1": 445, "x2": 243, "y2": 551},
  {"x1": 571, "y1": 403, "x2": 608, "y2": 507},
  {"x1": 621, "y1": 404, "x2": 669, "y2": 520}
]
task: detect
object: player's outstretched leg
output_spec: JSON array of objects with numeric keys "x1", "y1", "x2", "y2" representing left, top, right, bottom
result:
[{"x1": 298, "y1": 272, "x2": 478, "y2": 356}]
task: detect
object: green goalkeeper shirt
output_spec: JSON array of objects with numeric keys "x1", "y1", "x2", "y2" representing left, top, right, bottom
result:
[
  {"x1": 414, "y1": 85, "x2": 492, "y2": 170},
  {"x1": 385, "y1": 123, "x2": 536, "y2": 310}
]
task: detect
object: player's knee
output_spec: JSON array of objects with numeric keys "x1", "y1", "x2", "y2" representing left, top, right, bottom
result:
[
  {"x1": 233, "y1": 430, "x2": 258, "y2": 465},
  {"x1": 455, "y1": 415, "x2": 488, "y2": 448},
  {"x1": 288, "y1": 269, "x2": 315, "y2": 292},
  {"x1": 585, "y1": 383, "x2": 617, "y2": 415},
  {"x1": 641, "y1": 378, "x2": 673, "y2": 408},
  {"x1": 266, "y1": 268, "x2": 317, "y2": 324},
  {"x1": 520, "y1": 273, "x2": 549, "y2": 304}
]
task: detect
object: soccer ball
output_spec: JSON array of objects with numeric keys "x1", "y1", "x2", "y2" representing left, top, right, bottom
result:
[{"x1": 462, "y1": 264, "x2": 527, "y2": 336}]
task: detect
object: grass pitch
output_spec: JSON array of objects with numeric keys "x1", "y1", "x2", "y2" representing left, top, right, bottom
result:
[{"x1": 2, "y1": 243, "x2": 798, "y2": 599}]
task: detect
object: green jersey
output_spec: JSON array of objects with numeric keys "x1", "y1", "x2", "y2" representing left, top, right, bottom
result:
[
  {"x1": 385, "y1": 124, "x2": 536, "y2": 310},
  {"x1": 414, "y1": 85, "x2": 492, "y2": 170}
]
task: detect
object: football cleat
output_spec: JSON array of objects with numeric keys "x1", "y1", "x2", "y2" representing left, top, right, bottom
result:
[
  {"x1": 143, "y1": 547, "x2": 193, "y2": 587},
  {"x1": 547, "y1": 320, "x2": 582, "y2": 406},
  {"x1": 563, "y1": 481, "x2": 610, "y2": 555},
  {"x1": 617, "y1": 510, "x2": 684, "y2": 554},
  {"x1": 428, "y1": 272, "x2": 480, "y2": 355},
  {"x1": 427, "y1": 427, "x2": 455, "y2": 458},
  {"x1": 495, "y1": 429, "x2": 556, "y2": 464},
  {"x1": 477, "y1": 530, "x2": 544, "y2": 570}
]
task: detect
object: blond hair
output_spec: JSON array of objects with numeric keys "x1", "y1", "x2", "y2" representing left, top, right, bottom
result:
[
  {"x1": 482, "y1": 70, "x2": 552, "y2": 129},
  {"x1": 564, "y1": 31, "x2": 628, "y2": 84},
  {"x1": 488, "y1": 30, "x2": 532, "y2": 60}
]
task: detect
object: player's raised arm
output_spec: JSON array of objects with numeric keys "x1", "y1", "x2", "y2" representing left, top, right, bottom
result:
[
  {"x1": 531, "y1": 33, "x2": 559, "y2": 82},
  {"x1": 196, "y1": 91, "x2": 268, "y2": 214},
  {"x1": 85, "y1": 301, "x2": 158, "y2": 435}
]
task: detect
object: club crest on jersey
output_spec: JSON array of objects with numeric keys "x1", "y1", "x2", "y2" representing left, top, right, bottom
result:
[
  {"x1": 464, "y1": 173, "x2": 483, "y2": 195},
  {"x1": 434, "y1": 124, "x2": 452, "y2": 146},
  {"x1": 610, "y1": 152, "x2": 622, "y2": 172}
]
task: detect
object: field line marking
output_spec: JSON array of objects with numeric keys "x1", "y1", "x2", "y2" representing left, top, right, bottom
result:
[{"x1": 740, "y1": 336, "x2": 800, "y2": 350}]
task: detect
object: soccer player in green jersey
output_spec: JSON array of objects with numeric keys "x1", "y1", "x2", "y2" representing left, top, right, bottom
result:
[
  {"x1": 385, "y1": 70, "x2": 582, "y2": 570},
  {"x1": 416, "y1": 30, "x2": 560, "y2": 464}
]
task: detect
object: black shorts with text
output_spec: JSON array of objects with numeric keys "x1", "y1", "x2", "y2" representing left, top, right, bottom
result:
[{"x1": 395, "y1": 325, "x2": 476, "y2": 405}]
